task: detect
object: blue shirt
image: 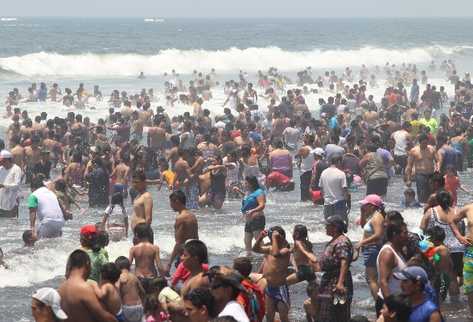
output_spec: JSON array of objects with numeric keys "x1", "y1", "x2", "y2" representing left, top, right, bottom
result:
[
  {"x1": 409, "y1": 297, "x2": 442, "y2": 322},
  {"x1": 241, "y1": 188, "x2": 265, "y2": 214}
]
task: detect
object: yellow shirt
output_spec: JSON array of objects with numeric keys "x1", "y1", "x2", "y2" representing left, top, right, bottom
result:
[{"x1": 162, "y1": 169, "x2": 176, "y2": 187}]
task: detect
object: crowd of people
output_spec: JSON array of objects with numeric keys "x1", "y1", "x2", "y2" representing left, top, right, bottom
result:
[{"x1": 2, "y1": 59, "x2": 473, "y2": 322}]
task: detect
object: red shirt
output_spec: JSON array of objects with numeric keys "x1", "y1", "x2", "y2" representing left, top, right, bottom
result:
[{"x1": 171, "y1": 262, "x2": 209, "y2": 287}]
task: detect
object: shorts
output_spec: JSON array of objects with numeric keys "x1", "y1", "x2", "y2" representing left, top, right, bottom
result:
[
  {"x1": 296, "y1": 265, "x2": 316, "y2": 282},
  {"x1": 265, "y1": 284, "x2": 290, "y2": 306},
  {"x1": 464, "y1": 247, "x2": 473, "y2": 294},
  {"x1": 451, "y1": 252, "x2": 464, "y2": 278},
  {"x1": 244, "y1": 215, "x2": 265, "y2": 233},
  {"x1": 362, "y1": 244, "x2": 381, "y2": 268},
  {"x1": 323, "y1": 200, "x2": 348, "y2": 222},
  {"x1": 366, "y1": 177, "x2": 388, "y2": 196},
  {"x1": 122, "y1": 304, "x2": 144, "y2": 322},
  {"x1": 38, "y1": 220, "x2": 64, "y2": 239}
]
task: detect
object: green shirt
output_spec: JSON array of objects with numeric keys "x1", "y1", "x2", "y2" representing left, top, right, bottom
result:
[
  {"x1": 27, "y1": 194, "x2": 38, "y2": 208},
  {"x1": 85, "y1": 248, "x2": 109, "y2": 282}
]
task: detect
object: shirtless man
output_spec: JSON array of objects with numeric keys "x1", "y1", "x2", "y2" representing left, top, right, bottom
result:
[
  {"x1": 24, "y1": 135, "x2": 42, "y2": 182},
  {"x1": 58, "y1": 249, "x2": 117, "y2": 322},
  {"x1": 174, "y1": 149, "x2": 193, "y2": 191},
  {"x1": 129, "y1": 223, "x2": 165, "y2": 286},
  {"x1": 6, "y1": 115, "x2": 21, "y2": 144},
  {"x1": 253, "y1": 226, "x2": 291, "y2": 322},
  {"x1": 111, "y1": 156, "x2": 130, "y2": 198},
  {"x1": 147, "y1": 118, "x2": 167, "y2": 153},
  {"x1": 130, "y1": 170, "x2": 153, "y2": 230},
  {"x1": 43, "y1": 131, "x2": 63, "y2": 165},
  {"x1": 405, "y1": 133, "x2": 438, "y2": 203},
  {"x1": 165, "y1": 191, "x2": 199, "y2": 275},
  {"x1": 10, "y1": 135, "x2": 25, "y2": 170},
  {"x1": 131, "y1": 111, "x2": 144, "y2": 141}
]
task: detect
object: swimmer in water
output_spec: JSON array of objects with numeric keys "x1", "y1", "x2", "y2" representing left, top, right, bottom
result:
[{"x1": 138, "y1": 72, "x2": 146, "y2": 79}]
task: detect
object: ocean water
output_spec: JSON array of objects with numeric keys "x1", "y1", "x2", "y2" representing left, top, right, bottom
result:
[{"x1": 0, "y1": 17, "x2": 473, "y2": 321}]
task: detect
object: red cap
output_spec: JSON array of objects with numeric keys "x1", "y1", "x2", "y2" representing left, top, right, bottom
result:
[{"x1": 80, "y1": 224, "x2": 97, "y2": 237}]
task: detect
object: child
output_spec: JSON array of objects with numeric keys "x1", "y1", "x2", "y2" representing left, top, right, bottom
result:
[
  {"x1": 426, "y1": 226, "x2": 453, "y2": 303},
  {"x1": 22, "y1": 230, "x2": 36, "y2": 247},
  {"x1": 401, "y1": 187, "x2": 421, "y2": 208},
  {"x1": 102, "y1": 192, "x2": 128, "y2": 242},
  {"x1": 444, "y1": 165, "x2": 470, "y2": 206},
  {"x1": 115, "y1": 256, "x2": 146, "y2": 322},
  {"x1": 158, "y1": 158, "x2": 175, "y2": 191},
  {"x1": 151, "y1": 277, "x2": 181, "y2": 321},
  {"x1": 286, "y1": 225, "x2": 317, "y2": 285},
  {"x1": 80, "y1": 224, "x2": 108, "y2": 283},
  {"x1": 95, "y1": 263, "x2": 124, "y2": 321}
]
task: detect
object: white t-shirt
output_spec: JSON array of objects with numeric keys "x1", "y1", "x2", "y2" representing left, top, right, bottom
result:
[
  {"x1": 391, "y1": 130, "x2": 409, "y2": 156},
  {"x1": 29, "y1": 187, "x2": 64, "y2": 224},
  {"x1": 0, "y1": 164, "x2": 22, "y2": 211},
  {"x1": 282, "y1": 127, "x2": 301, "y2": 150},
  {"x1": 218, "y1": 301, "x2": 249, "y2": 322},
  {"x1": 319, "y1": 166, "x2": 347, "y2": 205}
]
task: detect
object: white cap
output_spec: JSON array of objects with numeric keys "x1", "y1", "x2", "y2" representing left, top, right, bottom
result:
[
  {"x1": 313, "y1": 147, "x2": 325, "y2": 156},
  {"x1": 0, "y1": 150, "x2": 12, "y2": 159},
  {"x1": 32, "y1": 288, "x2": 68, "y2": 320}
]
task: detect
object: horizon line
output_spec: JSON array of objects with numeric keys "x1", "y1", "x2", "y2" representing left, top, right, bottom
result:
[{"x1": 2, "y1": 15, "x2": 473, "y2": 19}]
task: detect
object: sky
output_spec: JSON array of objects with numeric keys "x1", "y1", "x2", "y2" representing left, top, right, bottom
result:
[{"x1": 2, "y1": 0, "x2": 472, "y2": 18}]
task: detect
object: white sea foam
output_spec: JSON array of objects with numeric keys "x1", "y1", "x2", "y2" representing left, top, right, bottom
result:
[{"x1": 0, "y1": 45, "x2": 467, "y2": 77}]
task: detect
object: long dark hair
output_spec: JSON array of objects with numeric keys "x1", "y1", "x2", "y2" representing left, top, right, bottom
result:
[
  {"x1": 245, "y1": 176, "x2": 260, "y2": 192},
  {"x1": 436, "y1": 190, "x2": 452, "y2": 211}
]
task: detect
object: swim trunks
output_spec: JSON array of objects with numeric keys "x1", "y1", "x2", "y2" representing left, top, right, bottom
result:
[
  {"x1": 122, "y1": 304, "x2": 144, "y2": 322},
  {"x1": 265, "y1": 284, "x2": 290, "y2": 306}
]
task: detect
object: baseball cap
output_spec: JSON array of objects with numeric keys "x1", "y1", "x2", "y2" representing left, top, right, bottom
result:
[
  {"x1": 32, "y1": 288, "x2": 68, "y2": 320},
  {"x1": 80, "y1": 224, "x2": 97, "y2": 237},
  {"x1": 359, "y1": 194, "x2": 384, "y2": 208},
  {"x1": 393, "y1": 266, "x2": 428, "y2": 286},
  {"x1": 0, "y1": 150, "x2": 12, "y2": 159},
  {"x1": 313, "y1": 147, "x2": 325, "y2": 157}
]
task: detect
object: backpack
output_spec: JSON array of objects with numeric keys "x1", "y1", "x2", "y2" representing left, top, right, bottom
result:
[{"x1": 238, "y1": 279, "x2": 265, "y2": 322}]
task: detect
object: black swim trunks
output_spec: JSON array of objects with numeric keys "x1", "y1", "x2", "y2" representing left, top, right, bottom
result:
[{"x1": 244, "y1": 215, "x2": 265, "y2": 233}]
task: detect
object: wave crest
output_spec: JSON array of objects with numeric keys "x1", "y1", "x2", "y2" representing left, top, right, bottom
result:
[{"x1": 0, "y1": 45, "x2": 466, "y2": 77}]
